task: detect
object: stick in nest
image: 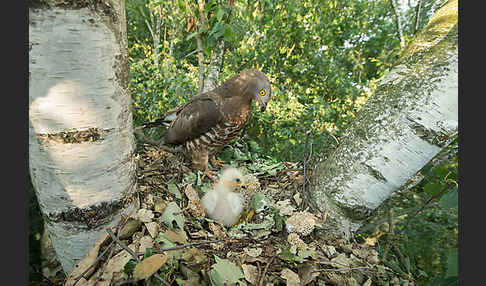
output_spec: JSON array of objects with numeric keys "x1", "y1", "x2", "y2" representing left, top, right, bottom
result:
[{"x1": 71, "y1": 201, "x2": 138, "y2": 286}]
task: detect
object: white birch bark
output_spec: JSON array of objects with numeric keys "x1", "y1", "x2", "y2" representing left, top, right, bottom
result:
[
  {"x1": 202, "y1": 39, "x2": 225, "y2": 93},
  {"x1": 139, "y1": 2, "x2": 162, "y2": 70},
  {"x1": 29, "y1": 0, "x2": 138, "y2": 272},
  {"x1": 309, "y1": 0, "x2": 458, "y2": 238},
  {"x1": 390, "y1": 0, "x2": 406, "y2": 49}
]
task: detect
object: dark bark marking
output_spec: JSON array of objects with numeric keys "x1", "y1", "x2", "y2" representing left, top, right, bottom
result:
[{"x1": 36, "y1": 127, "x2": 109, "y2": 144}]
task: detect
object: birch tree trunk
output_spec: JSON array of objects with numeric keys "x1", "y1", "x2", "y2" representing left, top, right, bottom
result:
[
  {"x1": 202, "y1": 39, "x2": 225, "y2": 93},
  {"x1": 308, "y1": 0, "x2": 458, "y2": 238},
  {"x1": 139, "y1": 1, "x2": 162, "y2": 70},
  {"x1": 29, "y1": 0, "x2": 138, "y2": 273},
  {"x1": 390, "y1": 0, "x2": 406, "y2": 49}
]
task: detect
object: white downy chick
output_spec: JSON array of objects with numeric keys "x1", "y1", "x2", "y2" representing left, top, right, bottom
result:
[{"x1": 201, "y1": 168, "x2": 245, "y2": 227}]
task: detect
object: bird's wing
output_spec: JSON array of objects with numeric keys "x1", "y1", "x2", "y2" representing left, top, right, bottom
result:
[{"x1": 163, "y1": 96, "x2": 223, "y2": 145}]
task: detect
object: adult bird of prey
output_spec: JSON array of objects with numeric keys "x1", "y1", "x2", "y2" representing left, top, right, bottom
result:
[{"x1": 135, "y1": 69, "x2": 272, "y2": 179}]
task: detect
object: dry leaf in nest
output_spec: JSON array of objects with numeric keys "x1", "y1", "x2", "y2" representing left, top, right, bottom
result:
[
  {"x1": 275, "y1": 199, "x2": 295, "y2": 216},
  {"x1": 135, "y1": 208, "x2": 154, "y2": 223},
  {"x1": 287, "y1": 233, "x2": 308, "y2": 251},
  {"x1": 181, "y1": 247, "x2": 208, "y2": 266},
  {"x1": 88, "y1": 242, "x2": 139, "y2": 286},
  {"x1": 208, "y1": 222, "x2": 226, "y2": 250},
  {"x1": 331, "y1": 253, "x2": 352, "y2": 268},
  {"x1": 243, "y1": 247, "x2": 263, "y2": 258},
  {"x1": 143, "y1": 193, "x2": 155, "y2": 209},
  {"x1": 189, "y1": 229, "x2": 208, "y2": 239},
  {"x1": 286, "y1": 211, "x2": 317, "y2": 236},
  {"x1": 209, "y1": 222, "x2": 226, "y2": 238},
  {"x1": 163, "y1": 229, "x2": 188, "y2": 244},
  {"x1": 241, "y1": 264, "x2": 258, "y2": 285},
  {"x1": 293, "y1": 192, "x2": 302, "y2": 206},
  {"x1": 138, "y1": 235, "x2": 154, "y2": 253},
  {"x1": 245, "y1": 174, "x2": 260, "y2": 193},
  {"x1": 145, "y1": 222, "x2": 159, "y2": 239},
  {"x1": 366, "y1": 249, "x2": 380, "y2": 265},
  {"x1": 133, "y1": 253, "x2": 168, "y2": 281},
  {"x1": 184, "y1": 184, "x2": 206, "y2": 218},
  {"x1": 322, "y1": 245, "x2": 338, "y2": 259},
  {"x1": 364, "y1": 236, "x2": 378, "y2": 247},
  {"x1": 154, "y1": 199, "x2": 168, "y2": 214},
  {"x1": 298, "y1": 263, "x2": 320, "y2": 286},
  {"x1": 281, "y1": 268, "x2": 301, "y2": 286},
  {"x1": 208, "y1": 256, "x2": 245, "y2": 286}
]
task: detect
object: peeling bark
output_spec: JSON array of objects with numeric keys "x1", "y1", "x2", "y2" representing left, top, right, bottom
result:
[
  {"x1": 309, "y1": 0, "x2": 458, "y2": 238},
  {"x1": 29, "y1": 0, "x2": 138, "y2": 272}
]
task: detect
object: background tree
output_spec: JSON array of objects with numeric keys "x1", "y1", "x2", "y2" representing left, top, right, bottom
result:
[
  {"x1": 29, "y1": 0, "x2": 137, "y2": 273},
  {"x1": 308, "y1": 0, "x2": 457, "y2": 237}
]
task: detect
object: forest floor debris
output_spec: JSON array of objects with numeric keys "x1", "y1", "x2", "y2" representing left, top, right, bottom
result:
[{"x1": 45, "y1": 144, "x2": 408, "y2": 286}]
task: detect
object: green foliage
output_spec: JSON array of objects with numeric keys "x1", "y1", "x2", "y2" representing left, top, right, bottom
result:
[
  {"x1": 123, "y1": 259, "x2": 137, "y2": 279},
  {"x1": 129, "y1": 54, "x2": 196, "y2": 127},
  {"x1": 126, "y1": 2, "x2": 456, "y2": 284},
  {"x1": 208, "y1": 255, "x2": 245, "y2": 285},
  {"x1": 372, "y1": 141, "x2": 458, "y2": 285},
  {"x1": 127, "y1": 0, "x2": 443, "y2": 162}
]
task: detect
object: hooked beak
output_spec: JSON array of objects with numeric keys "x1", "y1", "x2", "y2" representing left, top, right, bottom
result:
[
  {"x1": 260, "y1": 103, "x2": 267, "y2": 112},
  {"x1": 237, "y1": 183, "x2": 247, "y2": 190}
]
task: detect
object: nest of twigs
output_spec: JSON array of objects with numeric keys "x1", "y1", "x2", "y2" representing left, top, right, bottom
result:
[{"x1": 46, "y1": 144, "x2": 406, "y2": 286}]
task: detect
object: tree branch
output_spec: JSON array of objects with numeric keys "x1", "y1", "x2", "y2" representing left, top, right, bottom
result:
[
  {"x1": 413, "y1": 0, "x2": 423, "y2": 34},
  {"x1": 389, "y1": 0, "x2": 406, "y2": 49}
]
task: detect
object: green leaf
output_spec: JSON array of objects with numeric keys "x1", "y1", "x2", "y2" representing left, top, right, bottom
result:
[
  {"x1": 430, "y1": 274, "x2": 458, "y2": 286},
  {"x1": 404, "y1": 256, "x2": 411, "y2": 274},
  {"x1": 384, "y1": 260, "x2": 405, "y2": 275},
  {"x1": 216, "y1": 6, "x2": 225, "y2": 22},
  {"x1": 159, "y1": 202, "x2": 185, "y2": 230},
  {"x1": 433, "y1": 165, "x2": 450, "y2": 179},
  {"x1": 183, "y1": 172, "x2": 197, "y2": 184},
  {"x1": 186, "y1": 31, "x2": 199, "y2": 41},
  {"x1": 423, "y1": 182, "x2": 444, "y2": 196},
  {"x1": 440, "y1": 187, "x2": 459, "y2": 209},
  {"x1": 218, "y1": 146, "x2": 234, "y2": 162},
  {"x1": 440, "y1": 187, "x2": 458, "y2": 209},
  {"x1": 144, "y1": 247, "x2": 153, "y2": 259},
  {"x1": 234, "y1": 148, "x2": 251, "y2": 161},
  {"x1": 123, "y1": 259, "x2": 137, "y2": 279},
  {"x1": 248, "y1": 140, "x2": 262, "y2": 153},
  {"x1": 167, "y1": 181, "x2": 182, "y2": 199},
  {"x1": 209, "y1": 22, "x2": 224, "y2": 39},
  {"x1": 278, "y1": 246, "x2": 296, "y2": 262},
  {"x1": 445, "y1": 248, "x2": 458, "y2": 278},
  {"x1": 223, "y1": 24, "x2": 233, "y2": 42},
  {"x1": 156, "y1": 234, "x2": 177, "y2": 248},
  {"x1": 208, "y1": 255, "x2": 244, "y2": 286}
]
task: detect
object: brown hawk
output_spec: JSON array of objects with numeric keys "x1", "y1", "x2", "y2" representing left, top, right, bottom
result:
[{"x1": 135, "y1": 69, "x2": 271, "y2": 179}]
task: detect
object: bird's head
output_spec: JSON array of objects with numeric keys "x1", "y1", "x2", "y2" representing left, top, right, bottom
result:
[
  {"x1": 243, "y1": 69, "x2": 272, "y2": 112},
  {"x1": 217, "y1": 167, "x2": 246, "y2": 192}
]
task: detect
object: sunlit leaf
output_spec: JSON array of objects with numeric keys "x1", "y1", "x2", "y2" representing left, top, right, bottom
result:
[
  {"x1": 440, "y1": 187, "x2": 458, "y2": 209},
  {"x1": 208, "y1": 255, "x2": 244, "y2": 286}
]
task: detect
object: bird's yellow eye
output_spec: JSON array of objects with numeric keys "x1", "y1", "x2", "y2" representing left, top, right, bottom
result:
[{"x1": 259, "y1": 89, "x2": 266, "y2": 96}]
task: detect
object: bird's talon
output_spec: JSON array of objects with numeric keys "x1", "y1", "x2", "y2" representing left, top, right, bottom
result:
[
  {"x1": 210, "y1": 158, "x2": 226, "y2": 168},
  {"x1": 201, "y1": 169, "x2": 217, "y2": 182}
]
